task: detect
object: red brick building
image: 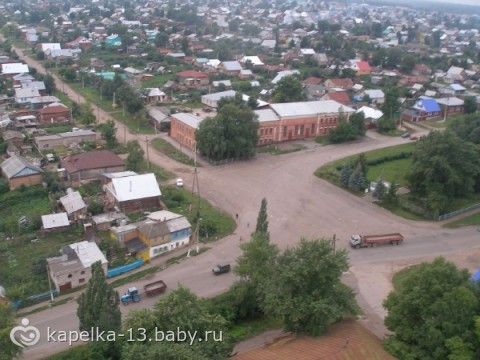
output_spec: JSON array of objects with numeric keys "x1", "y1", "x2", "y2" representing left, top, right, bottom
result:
[
  {"x1": 169, "y1": 113, "x2": 202, "y2": 151},
  {"x1": 38, "y1": 103, "x2": 72, "y2": 125},
  {"x1": 176, "y1": 70, "x2": 209, "y2": 88}
]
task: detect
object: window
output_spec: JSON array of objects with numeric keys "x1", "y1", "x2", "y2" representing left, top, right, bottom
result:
[
  {"x1": 283, "y1": 126, "x2": 287, "y2": 137},
  {"x1": 67, "y1": 274, "x2": 72, "y2": 278},
  {"x1": 300, "y1": 125, "x2": 304, "y2": 135},
  {"x1": 80, "y1": 271, "x2": 85, "y2": 275},
  {"x1": 79, "y1": 278, "x2": 85, "y2": 283}
]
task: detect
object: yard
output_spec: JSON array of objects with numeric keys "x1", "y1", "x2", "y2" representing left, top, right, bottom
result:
[
  {"x1": 162, "y1": 186, "x2": 236, "y2": 242},
  {"x1": 140, "y1": 74, "x2": 174, "y2": 89},
  {"x1": 68, "y1": 82, "x2": 155, "y2": 134},
  {"x1": 151, "y1": 138, "x2": 196, "y2": 166},
  {"x1": 0, "y1": 226, "x2": 84, "y2": 301}
]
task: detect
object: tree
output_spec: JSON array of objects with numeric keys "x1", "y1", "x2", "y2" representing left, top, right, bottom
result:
[
  {"x1": 41, "y1": 74, "x2": 56, "y2": 95},
  {"x1": 154, "y1": 32, "x2": 169, "y2": 48},
  {"x1": 196, "y1": 102, "x2": 258, "y2": 161},
  {"x1": 377, "y1": 116, "x2": 396, "y2": 133},
  {"x1": 125, "y1": 140, "x2": 145, "y2": 172},
  {"x1": 77, "y1": 261, "x2": 121, "y2": 356},
  {"x1": 340, "y1": 163, "x2": 354, "y2": 187},
  {"x1": 383, "y1": 180, "x2": 399, "y2": 206},
  {"x1": 255, "y1": 198, "x2": 269, "y2": 239},
  {"x1": 327, "y1": 122, "x2": 357, "y2": 143},
  {"x1": 271, "y1": 76, "x2": 305, "y2": 103},
  {"x1": 406, "y1": 131, "x2": 480, "y2": 215},
  {"x1": 263, "y1": 239, "x2": 357, "y2": 335},
  {"x1": 122, "y1": 287, "x2": 232, "y2": 360},
  {"x1": 373, "y1": 179, "x2": 386, "y2": 199},
  {"x1": 381, "y1": 88, "x2": 400, "y2": 120},
  {"x1": 464, "y1": 96, "x2": 477, "y2": 114},
  {"x1": 384, "y1": 258, "x2": 480, "y2": 360},
  {"x1": 78, "y1": 103, "x2": 95, "y2": 125},
  {"x1": 99, "y1": 120, "x2": 117, "y2": 149},
  {"x1": 348, "y1": 164, "x2": 368, "y2": 192},
  {"x1": 235, "y1": 232, "x2": 278, "y2": 287},
  {"x1": 349, "y1": 112, "x2": 366, "y2": 136},
  {"x1": 400, "y1": 54, "x2": 416, "y2": 74},
  {"x1": 0, "y1": 303, "x2": 21, "y2": 360}
]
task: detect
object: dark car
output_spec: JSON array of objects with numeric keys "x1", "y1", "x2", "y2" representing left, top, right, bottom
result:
[{"x1": 212, "y1": 264, "x2": 231, "y2": 275}]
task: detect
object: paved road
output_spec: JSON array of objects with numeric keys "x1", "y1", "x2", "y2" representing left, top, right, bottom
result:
[{"x1": 11, "y1": 45, "x2": 480, "y2": 359}]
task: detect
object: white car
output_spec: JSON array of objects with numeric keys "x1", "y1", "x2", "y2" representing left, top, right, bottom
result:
[{"x1": 176, "y1": 178, "x2": 184, "y2": 187}]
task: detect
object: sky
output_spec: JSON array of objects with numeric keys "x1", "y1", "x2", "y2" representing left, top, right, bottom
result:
[{"x1": 414, "y1": 0, "x2": 480, "y2": 5}]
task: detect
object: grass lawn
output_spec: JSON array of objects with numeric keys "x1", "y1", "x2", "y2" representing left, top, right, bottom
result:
[
  {"x1": 444, "y1": 212, "x2": 480, "y2": 228},
  {"x1": 140, "y1": 74, "x2": 174, "y2": 88},
  {"x1": 257, "y1": 143, "x2": 307, "y2": 156},
  {"x1": 68, "y1": 82, "x2": 155, "y2": 134},
  {"x1": 44, "y1": 124, "x2": 73, "y2": 134},
  {"x1": 315, "y1": 143, "x2": 415, "y2": 187},
  {"x1": 143, "y1": 160, "x2": 176, "y2": 182},
  {"x1": 230, "y1": 317, "x2": 283, "y2": 342},
  {"x1": 162, "y1": 186, "x2": 236, "y2": 242},
  {"x1": 151, "y1": 138, "x2": 195, "y2": 166},
  {"x1": 367, "y1": 158, "x2": 412, "y2": 187}
]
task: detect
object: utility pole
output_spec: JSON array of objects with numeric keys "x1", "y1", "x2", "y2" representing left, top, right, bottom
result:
[
  {"x1": 188, "y1": 147, "x2": 201, "y2": 256},
  {"x1": 46, "y1": 263, "x2": 54, "y2": 303},
  {"x1": 145, "y1": 136, "x2": 150, "y2": 169},
  {"x1": 331, "y1": 234, "x2": 336, "y2": 253}
]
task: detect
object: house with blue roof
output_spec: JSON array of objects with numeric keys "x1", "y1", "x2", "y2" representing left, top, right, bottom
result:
[
  {"x1": 105, "y1": 34, "x2": 122, "y2": 48},
  {"x1": 402, "y1": 97, "x2": 442, "y2": 122}
]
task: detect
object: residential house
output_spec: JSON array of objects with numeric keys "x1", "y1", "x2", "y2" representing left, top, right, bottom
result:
[
  {"x1": 350, "y1": 60, "x2": 372, "y2": 75},
  {"x1": 176, "y1": 70, "x2": 209, "y2": 88},
  {"x1": 324, "y1": 78, "x2": 354, "y2": 90},
  {"x1": 38, "y1": 103, "x2": 72, "y2": 125},
  {"x1": 271, "y1": 70, "x2": 300, "y2": 85},
  {"x1": 148, "y1": 107, "x2": 170, "y2": 132},
  {"x1": 59, "y1": 189, "x2": 87, "y2": 221},
  {"x1": 138, "y1": 210, "x2": 192, "y2": 258},
  {"x1": 356, "y1": 106, "x2": 384, "y2": 126},
  {"x1": 401, "y1": 97, "x2": 441, "y2": 122},
  {"x1": 170, "y1": 112, "x2": 203, "y2": 151},
  {"x1": 361, "y1": 89, "x2": 385, "y2": 105},
  {"x1": 1, "y1": 63, "x2": 29, "y2": 77},
  {"x1": 34, "y1": 130, "x2": 96, "y2": 150},
  {"x1": 104, "y1": 173, "x2": 162, "y2": 213},
  {"x1": 110, "y1": 224, "x2": 149, "y2": 262},
  {"x1": 437, "y1": 97, "x2": 465, "y2": 116},
  {"x1": 145, "y1": 88, "x2": 167, "y2": 103},
  {"x1": 61, "y1": 150, "x2": 125, "y2": 184},
  {"x1": 446, "y1": 66, "x2": 465, "y2": 82},
  {"x1": 0, "y1": 155, "x2": 43, "y2": 189},
  {"x1": 221, "y1": 61, "x2": 243, "y2": 75},
  {"x1": 321, "y1": 91, "x2": 351, "y2": 106},
  {"x1": 240, "y1": 56, "x2": 264, "y2": 67},
  {"x1": 47, "y1": 241, "x2": 108, "y2": 292},
  {"x1": 41, "y1": 212, "x2": 70, "y2": 232},
  {"x1": 105, "y1": 34, "x2": 122, "y2": 47}
]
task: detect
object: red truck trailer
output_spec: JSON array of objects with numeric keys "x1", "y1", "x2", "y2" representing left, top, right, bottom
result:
[
  {"x1": 144, "y1": 280, "x2": 167, "y2": 296},
  {"x1": 350, "y1": 233, "x2": 404, "y2": 249}
]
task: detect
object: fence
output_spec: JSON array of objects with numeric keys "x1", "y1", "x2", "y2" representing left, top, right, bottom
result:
[
  {"x1": 12, "y1": 290, "x2": 59, "y2": 310},
  {"x1": 107, "y1": 259, "x2": 144, "y2": 278},
  {"x1": 437, "y1": 203, "x2": 480, "y2": 221}
]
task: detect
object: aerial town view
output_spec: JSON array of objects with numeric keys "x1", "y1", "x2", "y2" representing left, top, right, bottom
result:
[{"x1": 1, "y1": 0, "x2": 480, "y2": 359}]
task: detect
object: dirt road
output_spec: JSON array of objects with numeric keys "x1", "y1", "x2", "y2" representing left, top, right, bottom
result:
[{"x1": 11, "y1": 45, "x2": 480, "y2": 359}]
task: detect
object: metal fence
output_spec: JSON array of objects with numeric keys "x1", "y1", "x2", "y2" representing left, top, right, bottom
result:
[
  {"x1": 12, "y1": 290, "x2": 59, "y2": 310},
  {"x1": 106, "y1": 259, "x2": 144, "y2": 278},
  {"x1": 437, "y1": 203, "x2": 480, "y2": 221}
]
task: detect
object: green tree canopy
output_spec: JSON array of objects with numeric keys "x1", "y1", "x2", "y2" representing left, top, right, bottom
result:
[
  {"x1": 271, "y1": 76, "x2": 305, "y2": 103},
  {"x1": 384, "y1": 258, "x2": 480, "y2": 360},
  {"x1": 196, "y1": 101, "x2": 258, "y2": 161},
  {"x1": 262, "y1": 239, "x2": 357, "y2": 336},
  {"x1": 98, "y1": 120, "x2": 117, "y2": 149},
  {"x1": 125, "y1": 140, "x2": 145, "y2": 172},
  {"x1": 406, "y1": 131, "x2": 480, "y2": 214},
  {"x1": 0, "y1": 303, "x2": 21, "y2": 360}
]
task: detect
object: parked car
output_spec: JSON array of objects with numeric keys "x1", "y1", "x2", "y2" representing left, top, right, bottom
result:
[
  {"x1": 409, "y1": 135, "x2": 418, "y2": 141},
  {"x1": 401, "y1": 132, "x2": 410, "y2": 138},
  {"x1": 176, "y1": 178, "x2": 184, "y2": 187},
  {"x1": 212, "y1": 264, "x2": 231, "y2": 275}
]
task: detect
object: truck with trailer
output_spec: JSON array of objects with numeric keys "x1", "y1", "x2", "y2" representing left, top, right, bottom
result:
[
  {"x1": 350, "y1": 233, "x2": 404, "y2": 249},
  {"x1": 144, "y1": 280, "x2": 167, "y2": 296}
]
